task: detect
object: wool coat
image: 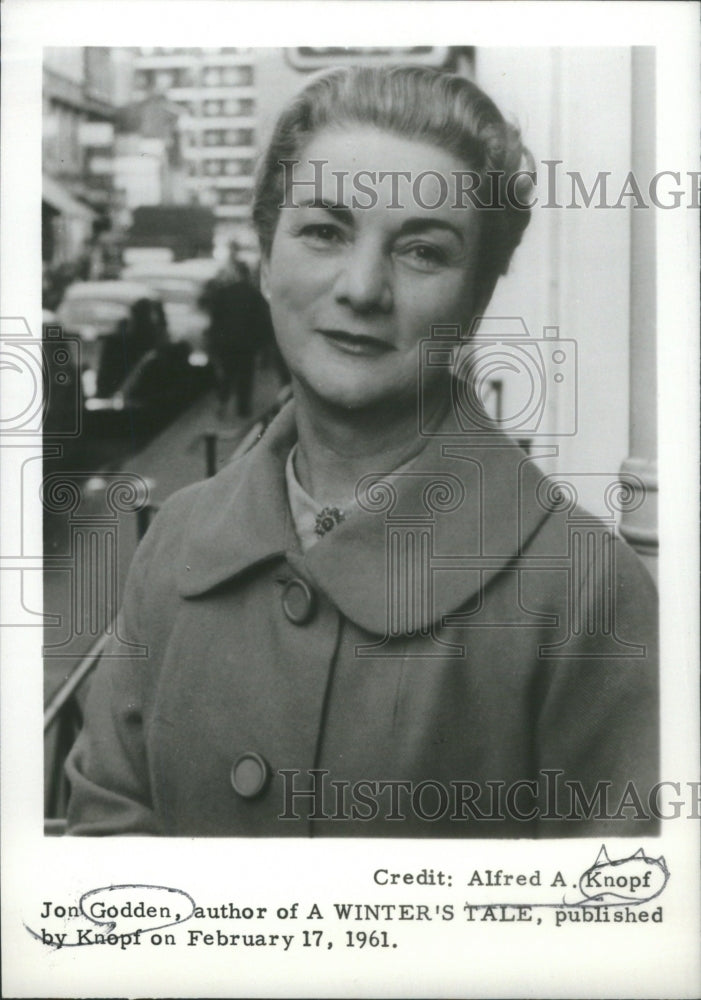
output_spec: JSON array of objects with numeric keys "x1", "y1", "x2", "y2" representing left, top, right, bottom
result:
[{"x1": 66, "y1": 402, "x2": 659, "y2": 837}]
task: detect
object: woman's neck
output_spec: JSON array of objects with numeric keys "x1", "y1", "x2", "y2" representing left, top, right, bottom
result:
[{"x1": 291, "y1": 379, "x2": 450, "y2": 505}]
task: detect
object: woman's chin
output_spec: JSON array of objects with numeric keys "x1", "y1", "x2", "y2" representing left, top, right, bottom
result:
[{"x1": 303, "y1": 373, "x2": 416, "y2": 414}]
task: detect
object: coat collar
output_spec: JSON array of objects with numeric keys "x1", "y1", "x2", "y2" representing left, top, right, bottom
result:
[{"x1": 177, "y1": 400, "x2": 551, "y2": 635}]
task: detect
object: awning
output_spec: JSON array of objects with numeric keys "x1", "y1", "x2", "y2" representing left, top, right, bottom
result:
[{"x1": 42, "y1": 175, "x2": 96, "y2": 221}]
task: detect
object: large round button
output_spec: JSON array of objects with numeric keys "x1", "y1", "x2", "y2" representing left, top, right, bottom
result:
[
  {"x1": 230, "y1": 752, "x2": 270, "y2": 799},
  {"x1": 281, "y1": 577, "x2": 316, "y2": 625}
]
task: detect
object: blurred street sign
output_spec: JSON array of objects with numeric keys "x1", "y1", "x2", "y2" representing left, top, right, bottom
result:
[{"x1": 286, "y1": 47, "x2": 452, "y2": 70}]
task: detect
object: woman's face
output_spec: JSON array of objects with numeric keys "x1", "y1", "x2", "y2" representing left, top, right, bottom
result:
[{"x1": 262, "y1": 126, "x2": 483, "y2": 412}]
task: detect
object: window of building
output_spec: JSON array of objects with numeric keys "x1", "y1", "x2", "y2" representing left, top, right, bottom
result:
[
  {"x1": 221, "y1": 65, "x2": 253, "y2": 86},
  {"x1": 224, "y1": 159, "x2": 254, "y2": 176},
  {"x1": 155, "y1": 70, "x2": 175, "y2": 91},
  {"x1": 203, "y1": 68, "x2": 222, "y2": 87},
  {"x1": 175, "y1": 68, "x2": 196, "y2": 88},
  {"x1": 224, "y1": 128, "x2": 253, "y2": 146},
  {"x1": 220, "y1": 189, "x2": 250, "y2": 206},
  {"x1": 222, "y1": 97, "x2": 254, "y2": 116}
]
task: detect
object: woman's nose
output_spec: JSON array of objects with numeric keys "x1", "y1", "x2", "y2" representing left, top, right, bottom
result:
[{"x1": 332, "y1": 242, "x2": 393, "y2": 314}]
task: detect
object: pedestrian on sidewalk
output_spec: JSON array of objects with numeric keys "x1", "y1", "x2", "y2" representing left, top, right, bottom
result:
[{"x1": 199, "y1": 243, "x2": 274, "y2": 420}]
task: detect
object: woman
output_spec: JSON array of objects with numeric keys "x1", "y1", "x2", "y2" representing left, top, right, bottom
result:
[{"x1": 66, "y1": 66, "x2": 658, "y2": 837}]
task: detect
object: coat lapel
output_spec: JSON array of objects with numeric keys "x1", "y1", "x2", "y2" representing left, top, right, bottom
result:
[
  {"x1": 177, "y1": 399, "x2": 552, "y2": 635},
  {"x1": 304, "y1": 430, "x2": 550, "y2": 634},
  {"x1": 177, "y1": 404, "x2": 297, "y2": 597}
]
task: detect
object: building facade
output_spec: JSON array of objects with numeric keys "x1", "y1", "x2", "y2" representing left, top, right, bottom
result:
[
  {"x1": 132, "y1": 49, "x2": 257, "y2": 229},
  {"x1": 42, "y1": 47, "x2": 118, "y2": 268}
]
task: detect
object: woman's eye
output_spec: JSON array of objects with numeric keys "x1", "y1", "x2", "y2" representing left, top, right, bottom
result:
[
  {"x1": 299, "y1": 224, "x2": 345, "y2": 247},
  {"x1": 398, "y1": 243, "x2": 448, "y2": 271}
]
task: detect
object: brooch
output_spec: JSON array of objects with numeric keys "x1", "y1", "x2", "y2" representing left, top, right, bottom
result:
[{"x1": 315, "y1": 506, "x2": 345, "y2": 538}]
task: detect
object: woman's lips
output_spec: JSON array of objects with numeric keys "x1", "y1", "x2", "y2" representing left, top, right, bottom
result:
[{"x1": 317, "y1": 328, "x2": 394, "y2": 356}]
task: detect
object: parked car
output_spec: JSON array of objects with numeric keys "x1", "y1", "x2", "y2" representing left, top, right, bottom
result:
[
  {"x1": 55, "y1": 280, "x2": 205, "y2": 421},
  {"x1": 170, "y1": 258, "x2": 222, "y2": 282},
  {"x1": 121, "y1": 259, "x2": 222, "y2": 360},
  {"x1": 56, "y1": 280, "x2": 163, "y2": 405}
]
